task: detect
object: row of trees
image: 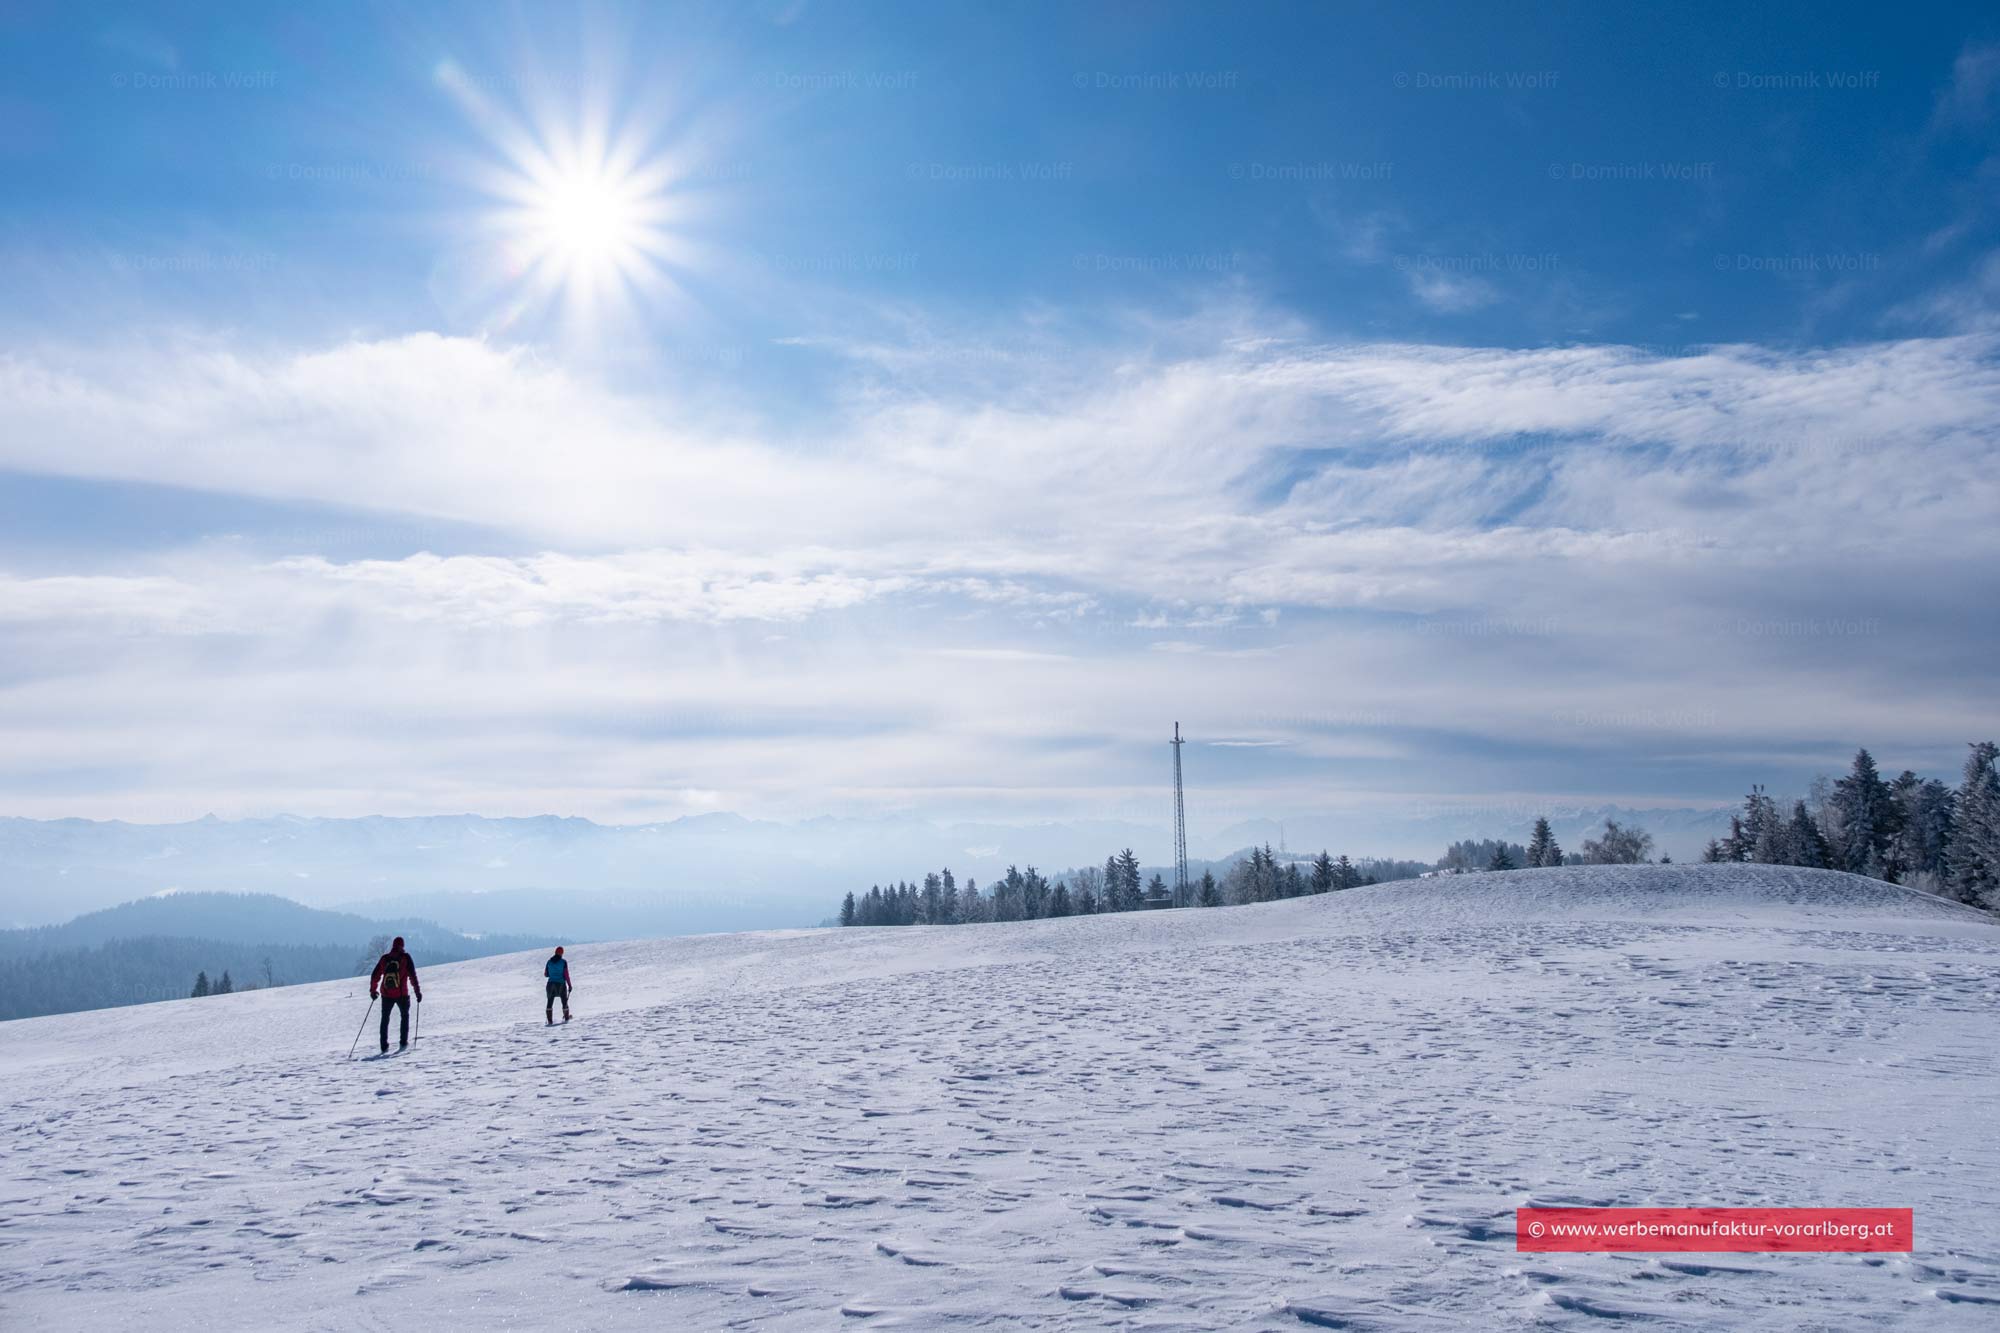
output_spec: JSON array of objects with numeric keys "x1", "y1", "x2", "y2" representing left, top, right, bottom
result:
[
  {"x1": 835, "y1": 742, "x2": 2000, "y2": 928},
  {"x1": 1701, "y1": 744, "x2": 2000, "y2": 906},
  {"x1": 1447, "y1": 817, "x2": 1657, "y2": 872},
  {"x1": 191, "y1": 958, "x2": 276, "y2": 997},
  {"x1": 837, "y1": 845, "x2": 1400, "y2": 926}
]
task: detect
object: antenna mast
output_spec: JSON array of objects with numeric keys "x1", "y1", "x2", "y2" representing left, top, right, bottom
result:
[{"x1": 1172, "y1": 722, "x2": 1188, "y2": 904}]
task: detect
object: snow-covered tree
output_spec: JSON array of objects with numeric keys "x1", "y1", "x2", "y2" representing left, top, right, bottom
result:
[
  {"x1": 1741, "y1": 785, "x2": 1782, "y2": 862},
  {"x1": 1196, "y1": 869, "x2": 1221, "y2": 907},
  {"x1": 1785, "y1": 800, "x2": 1830, "y2": 869},
  {"x1": 1578, "y1": 819, "x2": 1653, "y2": 865},
  {"x1": 1310, "y1": 851, "x2": 1335, "y2": 894},
  {"x1": 957, "y1": 877, "x2": 986, "y2": 924},
  {"x1": 1023, "y1": 867, "x2": 1051, "y2": 919},
  {"x1": 1048, "y1": 882, "x2": 1073, "y2": 917},
  {"x1": 1886, "y1": 773, "x2": 1954, "y2": 890},
  {"x1": 1525, "y1": 817, "x2": 1563, "y2": 867},
  {"x1": 1486, "y1": 844, "x2": 1516, "y2": 871},
  {"x1": 1829, "y1": 749, "x2": 1894, "y2": 875},
  {"x1": 839, "y1": 891, "x2": 857, "y2": 926},
  {"x1": 1439, "y1": 839, "x2": 1528, "y2": 873},
  {"x1": 993, "y1": 866, "x2": 1025, "y2": 922},
  {"x1": 1949, "y1": 742, "x2": 2000, "y2": 908},
  {"x1": 1111, "y1": 849, "x2": 1144, "y2": 912}
]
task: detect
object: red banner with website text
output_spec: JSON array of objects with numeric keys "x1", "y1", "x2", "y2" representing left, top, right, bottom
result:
[{"x1": 1516, "y1": 1207, "x2": 1912, "y2": 1252}]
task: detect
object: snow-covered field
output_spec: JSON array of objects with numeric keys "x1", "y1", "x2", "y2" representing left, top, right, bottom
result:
[{"x1": 4, "y1": 864, "x2": 1998, "y2": 1329}]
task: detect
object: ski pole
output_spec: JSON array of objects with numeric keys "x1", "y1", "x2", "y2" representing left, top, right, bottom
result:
[
  {"x1": 348, "y1": 995, "x2": 376, "y2": 1060},
  {"x1": 413, "y1": 997, "x2": 421, "y2": 1045}
]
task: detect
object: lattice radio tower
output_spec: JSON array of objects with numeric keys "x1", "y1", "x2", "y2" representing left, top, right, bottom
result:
[{"x1": 1171, "y1": 722, "x2": 1189, "y2": 902}]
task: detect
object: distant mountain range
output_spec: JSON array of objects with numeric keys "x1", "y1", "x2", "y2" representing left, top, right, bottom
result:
[
  {"x1": 0, "y1": 805, "x2": 1735, "y2": 936},
  {"x1": 0, "y1": 892, "x2": 552, "y2": 1022},
  {"x1": 0, "y1": 892, "x2": 550, "y2": 957}
]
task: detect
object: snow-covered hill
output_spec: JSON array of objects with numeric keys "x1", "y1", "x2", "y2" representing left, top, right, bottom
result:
[{"x1": 4, "y1": 865, "x2": 1996, "y2": 1329}]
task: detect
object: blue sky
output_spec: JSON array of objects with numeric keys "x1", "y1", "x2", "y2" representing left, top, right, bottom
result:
[{"x1": 1, "y1": 1, "x2": 1997, "y2": 832}]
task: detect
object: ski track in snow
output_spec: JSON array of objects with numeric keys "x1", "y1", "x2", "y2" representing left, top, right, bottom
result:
[{"x1": 3, "y1": 864, "x2": 1998, "y2": 1330}]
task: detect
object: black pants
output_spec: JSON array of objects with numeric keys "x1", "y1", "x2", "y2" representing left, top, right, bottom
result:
[
  {"x1": 380, "y1": 994, "x2": 410, "y2": 1050},
  {"x1": 546, "y1": 980, "x2": 570, "y2": 1020}
]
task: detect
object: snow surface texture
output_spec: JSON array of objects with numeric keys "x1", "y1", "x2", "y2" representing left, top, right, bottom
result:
[{"x1": 4, "y1": 864, "x2": 1997, "y2": 1329}]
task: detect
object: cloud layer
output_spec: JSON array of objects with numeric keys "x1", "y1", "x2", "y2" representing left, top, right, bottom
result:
[{"x1": 2, "y1": 325, "x2": 1995, "y2": 823}]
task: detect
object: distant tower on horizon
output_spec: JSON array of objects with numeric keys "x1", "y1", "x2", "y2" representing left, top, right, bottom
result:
[{"x1": 1171, "y1": 722, "x2": 1189, "y2": 904}]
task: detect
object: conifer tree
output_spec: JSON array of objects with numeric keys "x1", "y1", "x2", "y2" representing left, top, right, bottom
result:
[
  {"x1": 216, "y1": 971, "x2": 233, "y2": 995},
  {"x1": 1112, "y1": 848, "x2": 1143, "y2": 912},
  {"x1": 1487, "y1": 844, "x2": 1516, "y2": 870},
  {"x1": 1048, "y1": 882, "x2": 1072, "y2": 917},
  {"x1": 1196, "y1": 868, "x2": 1220, "y2": 907},
  {"x1": 839, "y1": 891, "x2": 857, "y2": 926},
  {"x1": 1785, "y1": 800, "x2": 1829, "y2": 869},
  {"x1": 1023, "y1": 867, "x2": 1050, "y2": 919},
  {"x1": 1830, "y1": 748, "x2": 1894, "y2": 875},
  {"x1": 191, "y1": 970, "x2": 210, "y2": 998},
  {"x1": 1950, "y1": 742, "x2": 2000, "y2": 907},
  {"x1": 1310, "y1": 851, "x2": 1335, "y2": 894},
  {"x1": 1334, "y1": 854, "x2": 1357, "y2": 890},
  {"x1": 1526, "y1": 817, "x2": 1562, "y2": 867}
]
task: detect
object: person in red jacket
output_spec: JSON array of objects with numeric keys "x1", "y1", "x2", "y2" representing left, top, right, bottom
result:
[{"x1": 369, "y1": 937, "x2": 422, "y2": 1053}]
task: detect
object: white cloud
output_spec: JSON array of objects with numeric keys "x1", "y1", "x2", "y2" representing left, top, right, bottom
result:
[
  {"x1": 277, "y1": 551, "x2": 905, "y2": 626},
  {"x1": 2, "y1": 322, "x2": 1997, "y2": 819},
  {"x1": 1407, "y1": 269, "x2": 1498, "y2": 313},
  {"x1": 1933, "y1": 41, "x2": 2000, "y2": 129}
]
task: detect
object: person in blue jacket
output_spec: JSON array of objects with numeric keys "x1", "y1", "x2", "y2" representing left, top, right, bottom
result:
[{"x1": 544, "y1": 946, "x2": 572, "y2": 1025}]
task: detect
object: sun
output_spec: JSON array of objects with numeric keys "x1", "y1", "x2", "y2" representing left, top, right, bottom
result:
[
  {"x1": 437, "y1": 57, "x2": 698, "y2": 334},
  {"x1": 522, "y1": 163, "x2": 651, "y2": 284},
  {"x1": 495, "y1": 140, "x2": 682, "y2": 328}
]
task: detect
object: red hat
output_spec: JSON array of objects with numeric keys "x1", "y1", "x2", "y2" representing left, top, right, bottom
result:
[{"x1": 554, "y1": 946, "x2": 564, "y2": 956}]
